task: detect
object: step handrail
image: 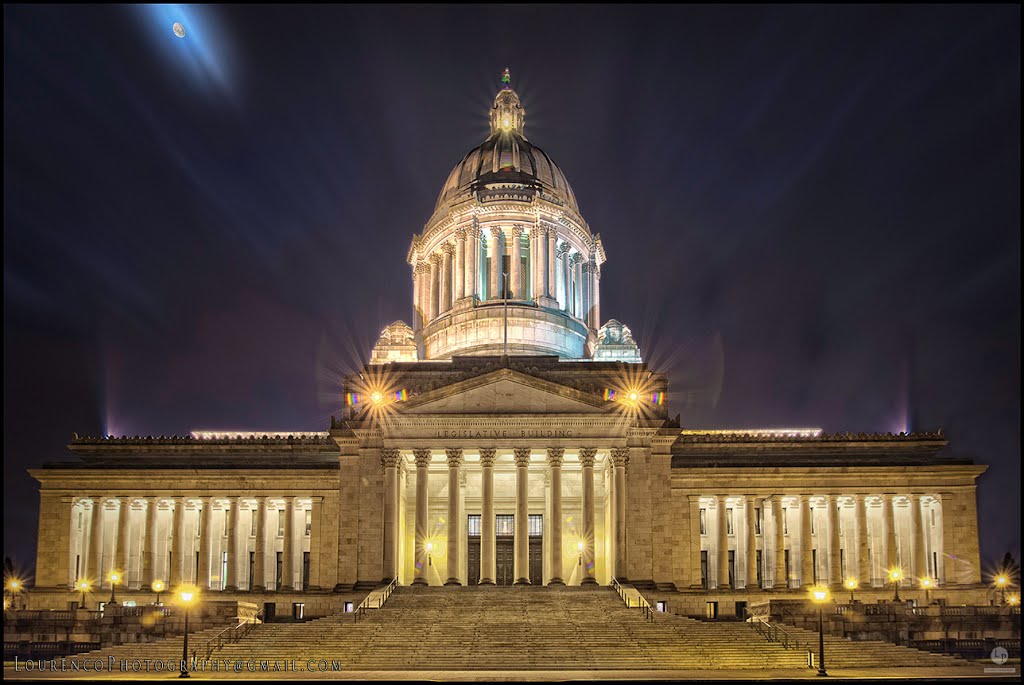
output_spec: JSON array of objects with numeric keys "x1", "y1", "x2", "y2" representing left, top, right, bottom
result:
[
  {"x1": 355, "y1": 576, "x2": 399, "y2": 622},
  {"x1": 610, "y1": 577, "x2": 653, "y2": 622},
  {"x1": 744, "y1": 609, "x2": 809, "y2": 658},
  {"x1": 190, "y1": 610, "x2": 262, "y2": 664}
]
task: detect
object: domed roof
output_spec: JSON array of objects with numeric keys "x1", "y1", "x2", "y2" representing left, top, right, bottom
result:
[{"x1": 433, "y1": 83, "x2": 579, "y2": 214}]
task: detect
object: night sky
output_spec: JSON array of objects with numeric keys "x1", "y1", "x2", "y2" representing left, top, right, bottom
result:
[{"x1": 4, "y1": 6, "x2": 1019, "y2": 578}]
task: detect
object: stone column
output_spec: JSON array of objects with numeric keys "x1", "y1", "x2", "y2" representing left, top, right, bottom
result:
[
  {"x1": 479, "y1": 448, "x2": 496, "y2": 584},
  {"x1": 280, "y1": 497, "x2": 295, "y2": 591},
  {"x1": 910, "y1": 494, "x2": 926, "y2": 583},
  {"x1": 687, "y1": 495, "x2": 702, "y2": 588},
  {"x1": 546, "y1": 229, "x2": 558, "y2": 300},
  {"x1": 558, "y1": 243, "x2": 571, "y2": 310},
  {"x1": 225, "y1": 497, "x2": 239, "y2": 591},
  {"x1": 882, "y1": 494, "x2": 898, "y2": 571},
  {"x1": 411, "y1": 263, "x2": 421, "y2": 329},
  {"x1": 745, "y1": 496, "x2": 757, "y2": 588},
  {"x1": 87, "y1": 497, "x2": 105, "y2": 584},
  {"x1": 115, "y1": 498, "x2": 132, "y2": 579},
  {"x1": 252, "y1": 497, "x2": 267, "y2": 592},
  {"x1": 142, "y1": 497, "x2": 158, "y2": 587},
  {"x1": 611, "y1": 447, "x2": 629, "y2": 580},
  {"x1": 170, "y1": 497, "x2": 185, "y2": 587},
  {"x1": 381, "y1": 449, "x2": 401, "y2": 582},
  {"x1": 592, "y1": 266, "x2": 601, "y2": 328},
  {"x1": 571, "y1": 253, "x2": 583, "y2": 317},
  {"x1": 513, "y1": 447, "x2": 531, "y2": 585},
  {"x1": 581, "y1": 262, "x2": 592, "y2": 325},
  {"x1": 198, "y1": 496, "x2": 213, "y2": 590},
  {"x1": 529, "y1": 228, "x2": 541, "y2": 300},
  {"x1": 716, "y1": 495, "x2": 730, "y2": 589},
  {"x1": 799, "y1": 495, "x2": 813, "y2": 587},
  {"x1": 444, "y1": 448, "x2": 463, "y2": 585},
  {"x1": 412, "y1": 448, "x2": 432, "y2": 586},
  {"x1": 546, "y1": 448, "x2": 565, "y2": 585},
  {"x1": 489, "y1": 227, "x2": 503, "y2": 300},
  {"x1": 579, "y1": 448, "x2": 597, "y2": 585},
  {"x1": 772, "y1": 497, "x2": 786, "y2": 588},
  {"x1": 454, "y1": 229, "x2": 467, "y2": 302},
  {"x1": 855, "y1": 495, "x2": 870, "y2": 585},
  {"x1": 510, "y1": 225, "x2": 523, "y2": 299},
  {"x1": 428, "y1": 254, "x2": 441, "y2": 321},
  {"x1": 469, "y1": 225, "x2": 482, "y2": 299},
  {"x1": 308, "y1": 497, "x2": 323, "y2": 590},
  {"x1": 441, "y1": 242, "x2": 454, "y2": 312},
  {"x1": 827, "y1": 495, "x2": 842, "y2": 587}
]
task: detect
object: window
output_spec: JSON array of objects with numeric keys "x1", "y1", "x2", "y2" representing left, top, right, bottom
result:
[
  {"x1": 931, "y1": 508, "x2": 936, "y2": 527},
  {"x1": 784, "y1": 550, "x2": 791, "y2": 587},
  {"x1": 782, "y1": 508, "x2": 788, "y2": 535},
  {"x1": 302, "y1": 552, "x2": 310, "y2": 590},
  {"x1": 495, "y1": 515, "x2": 514, "y2": 536},
  {"x1": 756, "y1": 550, "x2": 763, "y2": 588},
  {"x1": 304, "y1": 510, "x2": 312, "y2": 537},
  {"x1": 195, "y1": 551, "x2": 200, "y2": 581},
  {"x1": 810, "y1": 508, "x2": 816, "y2": 534},
  {"x1": 276, "y1": 552, "x2": 283, "y2": 590},
  {"x1": 277, "y1": 510, "x2": 285, "y2": 537},
  {"x1": 467, "y1": 515, "x2": 481, "y2": 537},
  {"x1": 196, "y1": 513, "x2": 202, "y2": 538},
  {"x1": 727, "y1": 550, "x2": 735, "y2": 587},
  {"x1": 528, "y1": 514, "x2": 543, "y2": 536},
  {"x1": 700, "y1": 551, "x2": 708, "y2": 589},
  {"x1": 221, "y1": 552, "x2": 229, "y2": 591},
  {"x1": 932, "y1": 551, "x2": 938, "y2": 579},
  {"x1": 344, "y1": 602, "x2": 354, "y2": 613},
  {"x1": 705, "y1": 601, "x2": 718, "y2": 619},
  {"x1": 248, "y1": 552, "x2": 255, "y2": 591},
  {"x1": 656, "y1": 601, "x2": 666, "y2": 613},
  {"x1": 78, "y1": 511, "x2": 84, "y2": 532},
  {"x1": 74, "y1": 555, "x2": 81, "y2": 583},
  {"x1": 293, "y1": 603, "x2": 305, "y2": 620},
  {"x1": 812, "y1": 549, "x2": 818, "y2": 585},
  {"x1": 837, "y1": 504, "x2": 844, "y2": 535},
  {"x1": 755, "y1": 507, "x2": 762, "y2": 535},
  {"x1": 700, "y1": 509, "x2": 707, "y2": 535},
  {"x1": 726, "y1": 508, "x2": 734, "y2": 535},
  {"x1": 250, "y1": 511, "x2": 258, "y2": 536}
]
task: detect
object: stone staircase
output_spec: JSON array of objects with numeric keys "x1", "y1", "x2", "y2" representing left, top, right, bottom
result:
[
  {"x1": 213, "y1": 586, "x2": 807, "y2": 670},
  {"x1": 72, "y1": 625, "x2": 228, "y2": 666},
  {"x1": 763, "y1": 621, "x2": 970, "y2": 669}
]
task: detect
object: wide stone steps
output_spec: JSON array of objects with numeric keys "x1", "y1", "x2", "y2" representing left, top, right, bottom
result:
[
  {"x1": 73, "y1": 626, "x2": 227, "y2": 664},
  {"x1": 771, "y1": 622, "x2": 968, "y2": 668}
]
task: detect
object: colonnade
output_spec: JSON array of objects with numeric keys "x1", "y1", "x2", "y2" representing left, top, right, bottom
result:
[
  {"x1": 412, "y1": 223, "x2": 600, "y2": 329},
  {"x1": 696, "y1": 493, "x2": 945, "y2": 590},
  {"x1": 67, "y1": 495, "x2": 320, "y2": 593}
]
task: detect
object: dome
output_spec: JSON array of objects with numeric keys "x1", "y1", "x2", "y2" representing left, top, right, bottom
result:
[{"x1": 433, "y1": 87, "x2": 579, "y2": 215}]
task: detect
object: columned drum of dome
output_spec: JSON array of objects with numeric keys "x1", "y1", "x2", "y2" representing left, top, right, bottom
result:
[{"x1": 402, "y1": 77, "x2": 609, "y2": 360}]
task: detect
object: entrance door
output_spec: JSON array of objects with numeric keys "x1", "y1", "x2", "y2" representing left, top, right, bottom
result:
[
  {"x1": 468, "y1": 537, "x2": 481, "y2": 585},
  {"x1": 528, "y1": 514, "x2": 543, "y2": 585},
  {"x1": 496, "y1": 538, "x2": 515, "y2": 585}
]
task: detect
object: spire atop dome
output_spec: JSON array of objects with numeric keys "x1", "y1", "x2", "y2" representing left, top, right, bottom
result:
[{"x1": 489, "y1": 72, "x2": 526, "y2": 137}]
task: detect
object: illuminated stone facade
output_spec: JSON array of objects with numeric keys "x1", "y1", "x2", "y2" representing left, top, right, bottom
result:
[{"x1": 26, "y1": 80, "x2": 989, "y2": 619}]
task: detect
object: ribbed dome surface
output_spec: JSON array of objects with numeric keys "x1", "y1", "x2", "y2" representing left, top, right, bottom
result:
[{"x1": 434, "y1": 129, "x2": 579, "y2": 214}]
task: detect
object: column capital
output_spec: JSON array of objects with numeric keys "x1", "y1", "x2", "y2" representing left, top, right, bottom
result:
[
  {"x1": 454, "y1": 227, "x2": 468, "y2": 241},
  {"x1": 529, "y1": 226, "x2": 541, "y2": 240},
  {"x1": 490, "y1": 225, "x2": 503, "y2": 239},
  {"x1": 471, "y1": 225, "x2": 483, "y2": 240},
  {"x1": 557, "y1": 241, "x2": 571, "y2": 256},
  {"x1": 429, "y1": 252, "x2": 442, "y2": 265},
  {"x1": 610, "y1": 447, "x2": 629, "y2": 467},
  {"x1": 441, "y1": 241, "x2": 455, "y2": 256},
  {"x1": 445, "y1": 448, "x2": 464, "y2": 467},
  {"x1": 546, "y1": 447, "x2": 564, "y2": 467},
  {"x1": 380, "y1": 448, "x2": 402, "y2": 469},
  {"x1": 512, "y1": 223, "x2": 524, "y2": 237},
  {"x1": 513, "y1": 447, "x2": 531, "y2": 467},
  {"x1": 570, "y1": 252, "x2": 583, "y2": 265},
  {"x1": 578, "y1": 447, "x2": 597, "y2": 467},
  {"x1": 479, "y1": 448, "x2": 497, "y2": 467},
  {"x1": 413, "y1": 448, "x2": 433, "y2": 467}
]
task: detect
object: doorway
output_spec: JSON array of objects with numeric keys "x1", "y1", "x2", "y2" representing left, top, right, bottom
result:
[{"x1": 496, "y1": 537, "x2": 515, "y2": 585}]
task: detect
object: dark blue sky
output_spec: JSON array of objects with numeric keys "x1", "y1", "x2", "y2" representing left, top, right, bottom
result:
[{"x1": 4, "y1": 5, "x2": 1019, "y2": 574}]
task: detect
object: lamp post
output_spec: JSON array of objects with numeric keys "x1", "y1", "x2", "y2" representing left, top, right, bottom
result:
[
  {"x1": 577, "y1": 541, "x2": 584, "y2": 567},
  {"x1": 1008, "y1": 594, "x2": 1020, "y2": 607},
  {"x1": 844, "y1": 578, "x2": 857, "y2": 604},
  {"x1": 426, "y1": 542, "x2": 433, "y2": 567},
  {"x1": 5, "y1": 579, "x2": 23, "y2": 611},
  {"x1": 107, "y1": 572, "x2": 121, "y2": 606},
  {"x1": 152, "y1": 580, "x2": 165, "y2": 606},
  {"x1": 811, "y1": 587, "x2": 829, "y2": 677},
  {"x1": 994, "y1": 574, "x2": 1008, "y2": 606},
  {"x1": 920, "y1": 577, "x2": 934, "y2": 605},
  {"x1": 888, "y1": 569, "x2": 902, "y2": 602},
  {"x1": 178, "y1": 586, "x2": 198, "y2": 678}
]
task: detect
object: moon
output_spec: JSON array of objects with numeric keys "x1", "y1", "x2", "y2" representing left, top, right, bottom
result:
[{"x1": 172, "y1": 22, "x2": 186, "y2": 38}]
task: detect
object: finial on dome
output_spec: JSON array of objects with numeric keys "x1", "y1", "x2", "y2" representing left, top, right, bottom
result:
[
  {"x1": 490, "y1": 71, "x2": 526, "y2": 137},
  {"x1": 501, "y1": 67, "x2": 511, "y2": 89}
]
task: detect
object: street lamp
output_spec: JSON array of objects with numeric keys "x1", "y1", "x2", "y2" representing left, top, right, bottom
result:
[
  {"x1": 994, "y1": 574, "x2": 1008, "y2": 606},
  {"x1": 426, "y1": 542, "x2": 433, "y2": 567},
  {"x1": 888, "y1": 568, "x2": 903, "y2": 602},
  {"x1": 107, "y1": 571, "x2": 121, "y2": 605},
  {"x1": 177, "y1": 586, "x2": 199, "y2": 678},
  {"x1": 577, "y1": 541, "x2": 584, "y2": 566},
  {"x1": 1007, "y1": 594, "x2": 1019, "y2": 607},
  {"x1": 810, "y1": 586, "x2": 830, "y2": 677},
  {"x1": 920, "y1": 577, "x2": 934, "y2": 604},
  {"x1": 76, "y1": 580, "x2": 91, "y2": 610},
  {"x1": 152, "y1": 580, "x2": 166, "y2": 606},
  {"x1": 844, "y1": 578, "x2": 858, "y2": 604},
  {"x1": 5, "y1": 578, "x2": 23, "y2": 611}
]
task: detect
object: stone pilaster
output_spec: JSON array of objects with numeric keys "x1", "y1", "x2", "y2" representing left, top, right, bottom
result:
[
  {"x1": 380, "y1": 449, "x2": 401, "y2": 582},
  {"x1": 198, "y1": 496, "x2": 213, "y2": 590},
  {"x1": 169, "y1": 497, "x2": 185, "y2": 587},
  {"x1": 745, "y1": 496, "x2": 757, "y2": 588},
  {"x1": 716, "y1": 495, "x2": 729, "y2": 589},
  {"x1": 444, "y1": 448, "x2": 464, "y2": 585},
  {"x1": 479, "y1": 448, "x2": 497, "y2": 584},
  {"x1": 307, "y1": 496, "x2": 324, "y2": 591},
  {"x1": 441, "y1": 242, "x2": 454, "y2": 312},
  {"x1": 224, "y1": 497, "x2": 239, "y2": 591},
  {"x1": 546, "y1": 448, "x2": 565, "y2": 585},
  {"x1": 855, "y1": 495, "x2": 870, "y2": 585},
  {"x1": 513, "y1": 447, "x2": 532, "y2": 584},
  {"x1": 579, "y1": 448, "x2": 598, "y2": 585},
  {"x1": 412, "y1": 448, "x2": 432, "y2": 586},
  {"x1": 610, "y1": 447, "x2": 629, "y2": 580},
  {"x1": 142, "y1": 497, "x2": 159, "y2": 587},
  {"x1": 252, "y1": 496, "x2": 267, "y2": 592},
  {"x1": 827, "y1": 495, "x2": 842, "y2": 587},
  {"x1": 799, "y1": 495, "x2": 813, "y2": 587},
  {"x1": 454, "y1": 228, "x2": 467, "y2": 302},
  {"x1": 773, "y1": 496, "x2": 786, "y2": 588}
]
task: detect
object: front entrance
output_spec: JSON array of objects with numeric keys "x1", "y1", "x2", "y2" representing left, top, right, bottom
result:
[
  {"x1": 496, "y1": 537, "x2": 515, "y2": 585},
  {"x1": 466, "y1": 514, "x2": 543, "y2": 585}
]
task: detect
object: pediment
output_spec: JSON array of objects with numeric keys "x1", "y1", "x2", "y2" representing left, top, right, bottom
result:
[{"x1": 399, "y1": 368, "x2": 613, "y2": 415}]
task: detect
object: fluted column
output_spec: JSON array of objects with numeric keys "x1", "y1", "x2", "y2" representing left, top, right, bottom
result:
[
  {"x1": 479, "y1": 449, "x2": 496, "y2": 584},
  {"x1": 557, "y1": 242, "x2": 571, "y2": 310},
  {"x1": 529, "y1": 228, "x2": 541, "y2": 300},
  {"x1": 546, "y1": 229, "x2": 557, "y2": 299},
  {"x1": 826, "y1": 495, "x2": 842, "y2": 587},
  {"x1": 444, "y1": 449, "x2": 464, "y2": 585},
  {"x1": 513, "y1": 447, "x2": 531, "y2": 585},
  {"x1": 252, "y1": 497, "x2": 267, "y2": 592},
  {"x1": 716, "y1": 495, "x2": 730, "y2": 589},
  {"x1": 441, "y1": 242, "x2": 454, "y2": 312},
  {"x1": 116, "y1": 498, "x2": 132, "y2": 580},
  {"x1": 198, "y1": 496, "x2": 213, "y2": 590},
  {"x1": 546, "y1": 448, "x2": 565, "y2": 585},
  {"x1": 412, "y1": 448, "x2": 432, "y2": 585},
  {"x1": 772, "y1": 497, "x2": 787, "y2": 588},
  {"x1": 169, "y1": 497, "x2": 186, "y2": 587},
  {"x1": 489, "y1": 227, "x2": 503, "y2": 299},
  {"x1": 469, "y1": 225, "x2": 481, "y2": 299},
  {"x1": 507, "y1": 224, "x2": 522, "y2": 299},
  {"x1": 882, "y1": 494, "x2": 898, "y2": 571},
  {"x1": 411, "y1": 263, "x2": 421, "y2": 330},
  {"x1": 381, "y1": 449, "x2": 401, "y2": 582},
  {"x1": 581, "y1": 262, "x2": 592, "y2": 325},
  {"x1": 570, "y1": 253, "x2": 583, "y2": 317},
  {"x1": 799, "y1": 495, "x2": 813, "y2": 587},
  {"x1": 579, "y1": 448, "x2": 597, "y2": 585},
  {"x1": 454, "y1": 229, "x2": 466, "y2": 302},
  {"x1": 745, "y1": 496, "x2": 757, "y2": 588},
  {"x1": 611, "y1": 447, "x2": 629, "y2": 580},
  {"x1": 592, "y1": 266, "x2": 601, "y2": 328},
  {"x1": 428, "y1": 254, "x2": 441, "y2": 321},
  {"x1": 280, "y1": 497, "x2": 295, "y2": 591},
  {"x1": 910, "y1": 494, "x2": 926, "y2": 583},
  {"x1": 142, "y1": 497, "x2": 158, "y2": 587},
  {"x1": 225, "y1": 497, "x2": 239, "y2": 591},
  {"x1": 87, "y1": 497, "x2": 105, "y2": 584},
  {"x1": 855, "y1": 495, "x2": 870, "y2": 585}
]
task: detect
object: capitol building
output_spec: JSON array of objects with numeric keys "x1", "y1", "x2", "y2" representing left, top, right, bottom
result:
[{"x1": 25, "y1": 76, "x2": 990, "y2": 635}]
